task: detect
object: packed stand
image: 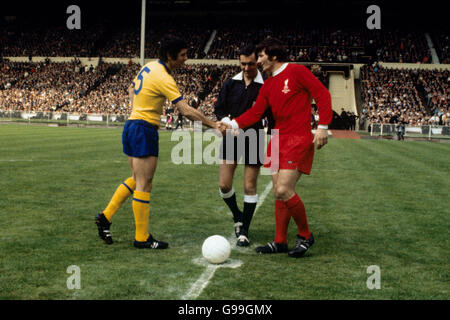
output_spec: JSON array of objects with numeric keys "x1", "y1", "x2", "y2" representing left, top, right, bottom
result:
[
  {"x1": 1, "y1": 58, "x2": 332, "y2": 120},
  {"x1": 63, "y1": 62, "x2": 141, "y2": 114},
  {"x1": 0, "y1": 59, "x2": 111, "y2": 112},
  {"x1": 359, "y1": 64, "x2": 449, "y2": 126},
  {"x1": 98, "y1": 23, "x2": 210, "y2": 60},
  {"x1": 0, "y1": 18, "x2": 442, "y2": 64},
  {"x1": 0, "y1": 20, "x2": 209, "y2": 60},
  {"x1": 0, "y1": 24, "x2": 103, "y2": 57},
  {"x1": 207, "y1": 23, "x2": 433, "y2": 64}
]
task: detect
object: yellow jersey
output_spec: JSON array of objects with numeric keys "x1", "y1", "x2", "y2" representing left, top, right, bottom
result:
[{"x1": 129, "y1": 60, "x2": 183, "y2": 127}]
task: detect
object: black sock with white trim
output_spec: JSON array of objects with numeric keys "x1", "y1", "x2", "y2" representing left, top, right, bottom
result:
[
  {"x1": 220, "y1": 188, "x2": 242, "y2": 223},
  {"x1": 242, "y1": 194, "x2": 258, "y2": 233}
]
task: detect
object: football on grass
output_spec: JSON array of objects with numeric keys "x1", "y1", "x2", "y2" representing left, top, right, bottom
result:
[{"x1": 202, "y1": 235, "x2": 231, "y2": 264}]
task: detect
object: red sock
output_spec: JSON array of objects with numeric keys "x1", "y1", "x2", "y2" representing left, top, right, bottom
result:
[
  {"x1": 274, "y1": 200, "x2": 290, "y2": 244},
  {"x1": 284, "y1": 193, "x2": 311, "y2": 239}
]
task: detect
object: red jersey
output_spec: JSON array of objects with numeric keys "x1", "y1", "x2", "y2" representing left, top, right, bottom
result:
[{"x1": 235, "y1": 63, "x2": 332, "y2": 135}]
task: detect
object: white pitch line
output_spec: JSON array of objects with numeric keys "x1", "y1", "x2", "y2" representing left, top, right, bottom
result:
[
  {"x1": 181, "y1": 265, "x2": 218, "y2": 300},
  {"x1": 182, "y1": 180, "x2": 273, "y2": 300},
  {"x1": 255, "y1": 180, "x2": 274, "y2": 212}
]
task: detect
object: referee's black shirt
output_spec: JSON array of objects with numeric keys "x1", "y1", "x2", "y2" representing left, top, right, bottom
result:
[{"x1": 214, "y1": 70, "x2": 273, "y2": 131}]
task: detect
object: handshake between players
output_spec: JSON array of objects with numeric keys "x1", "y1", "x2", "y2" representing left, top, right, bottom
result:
[{"x1": 215, "y1": 119, "x2": 329, "y2": 150}]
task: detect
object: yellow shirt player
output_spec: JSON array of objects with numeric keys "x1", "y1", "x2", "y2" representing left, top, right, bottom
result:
[
  {"x1": 128, "y1": 59, "x2": 183, "y2": 127},
  {"x1": 95, "y1": 36, "x2": 218, "y2": 250}
]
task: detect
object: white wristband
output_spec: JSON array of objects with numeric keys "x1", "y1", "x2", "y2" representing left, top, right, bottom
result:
[
  {"x1": 318, "y1": 125, "x2": 328, "y2": 130},
  {"x1": 230, "y1": 120, "x2": 239, "y2": 130},
  {"x1": 221, "y1": 117, "x2": 231, "y2": 124}
]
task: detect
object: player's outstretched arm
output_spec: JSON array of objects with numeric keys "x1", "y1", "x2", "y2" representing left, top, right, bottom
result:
[{"x1": 175, "y1": 99, "x2": 218, "y2": 129}]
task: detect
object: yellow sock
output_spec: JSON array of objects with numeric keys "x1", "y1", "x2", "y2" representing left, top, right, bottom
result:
[
  {"x1": 103, "y1": 177, "x2": 136, "y2": 222},
  {"x1": 132, "y1": 190, "x2": 150, "y2": 242}
]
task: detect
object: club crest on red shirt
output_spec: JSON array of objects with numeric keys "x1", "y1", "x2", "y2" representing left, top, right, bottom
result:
[{"x1": 282, "y1": 79, "x2": 290, "y2": 94}]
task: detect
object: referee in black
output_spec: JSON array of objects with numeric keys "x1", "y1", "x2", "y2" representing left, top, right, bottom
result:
[{"x1": 214, "y1": 44, "x2": 273, "y2": 247}]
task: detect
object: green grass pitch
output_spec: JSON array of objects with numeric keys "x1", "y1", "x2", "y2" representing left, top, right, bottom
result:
[{"x1": 0, "y1": 124, "x2": 448, "y2": 300}]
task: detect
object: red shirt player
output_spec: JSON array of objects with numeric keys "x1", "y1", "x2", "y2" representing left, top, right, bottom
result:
[{"x1": 220, "y1": 38, "x2": 332, "y2": 258}]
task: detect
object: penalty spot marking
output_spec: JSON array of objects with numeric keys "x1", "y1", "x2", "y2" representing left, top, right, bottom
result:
[{"x1": 181, "y1": 180, "x2": 273, "y2": 300}]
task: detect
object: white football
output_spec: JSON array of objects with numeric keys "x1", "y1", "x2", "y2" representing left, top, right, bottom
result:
[{"x1": 202, "y1": 235, "x2": 231, "y2": 264}]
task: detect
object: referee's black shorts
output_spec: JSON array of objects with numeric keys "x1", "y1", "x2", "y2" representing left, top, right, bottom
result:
[{"x1": 219, "y1": 128, "x2": 266, "y2": 166}]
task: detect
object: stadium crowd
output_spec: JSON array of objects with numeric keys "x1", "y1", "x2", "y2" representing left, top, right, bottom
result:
[
  {"x1": 0, "y1": 21, "x2": 210, "y2": 60},
  {"x1": 97, "y1": 24, "x2": 210, "y2": 60},
  {"x1": 360, "y1": 64, "x2": 449, "y2": 126},
  {"x1": 1, "y1": 21, "x2": 446, "y2": 64},
  {"x1": 62, "y1": 62, "x2": 139, "y2": 114},
  {"x1": 0, "y1": 59, "x2": 242, "y2": 118},
  {"x1": 0, "y1": 59, "x2": 110, "y2": 112},
  {"x1": 207, "y1": 26, "x2": 435, "y2": 64},
  {"x1": 1, "y1": 60, "x2": 332, "y2": 120},
  {"x1": 1, "y1": 58, "x2": 448, "y2": 129}
]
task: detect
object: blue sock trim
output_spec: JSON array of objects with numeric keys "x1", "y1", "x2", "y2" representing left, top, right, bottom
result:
[
  {"x1": 122, "y1": 182, "x2": 133, "y2": 194},
  {"x1": 133, "y1": 198, "x2": 150, "y2": 204}
]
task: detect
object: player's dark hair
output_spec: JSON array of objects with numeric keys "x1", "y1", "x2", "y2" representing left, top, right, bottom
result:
[
  {"x1": 256, "y1": 37, "x2": 288, "y2": 62},
  {"x1": 159, "y1": 35, "x2": 188, "y2": 62},
  {"x1": 239, "y1": 44, "x2": 256, "y2": 58}
]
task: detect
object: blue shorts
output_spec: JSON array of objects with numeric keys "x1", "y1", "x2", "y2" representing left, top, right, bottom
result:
[{"x1": 122, "y1": 120, "x2": 159, "y2": 157}]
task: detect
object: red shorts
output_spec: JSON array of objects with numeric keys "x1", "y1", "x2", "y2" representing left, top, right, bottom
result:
[{"x1": 264, "y1": 133, "x2": 315, "y2": 174}]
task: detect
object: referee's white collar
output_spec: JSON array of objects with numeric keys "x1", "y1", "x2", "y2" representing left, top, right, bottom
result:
[
  {"x1": 272, "y1": 63, "x2": 289, "y2": 77},
  {"x1": 232, "y1": 70, "x2": 264, "y2": 84}
]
